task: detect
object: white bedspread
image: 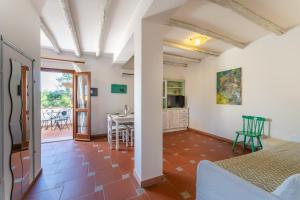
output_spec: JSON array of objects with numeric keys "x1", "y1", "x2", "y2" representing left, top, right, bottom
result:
[
  {"x1": 196, "y1": 160, "x2": 281, "y2": 200},
  {"x1": 273, "y1": 174, "x2": 300, "y2": 200}
]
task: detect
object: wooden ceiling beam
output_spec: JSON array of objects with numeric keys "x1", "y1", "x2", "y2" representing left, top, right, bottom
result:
[
  {"x1": 163, "y1": 60, "x2": 188, "y2": 68},
  {"x1": 59, "y1": 0, "x2": 81, "y2": 57},
  {"x1": 122, "y1": 55, "x2": 191, "y2": 69},
  {"x1": 40, "y1": 56, "x2": 85, "y2": 64},
  {"x1": 163, "y1": 40, "x2": 221, "y2": 56},
  {"x1": 96, "y1": 0, "x2": 111, "y2": 57},
  {"x1": 40, "y1": 17, "x2": 61, "y2": 54},
  {"x1": 168, "y1": 19, "x2": 247, "y2": 48},
  {"x1": 207, "y1": 0, "x2": 285, "y2": 35},
  {"x1": 163, "y1": 52, "x2": 201, "y2": 63}
]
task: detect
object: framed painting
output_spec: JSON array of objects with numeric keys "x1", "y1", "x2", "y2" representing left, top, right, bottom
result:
[{"x1": 217, "y1": 68, "x2": 242, "y2": 105}]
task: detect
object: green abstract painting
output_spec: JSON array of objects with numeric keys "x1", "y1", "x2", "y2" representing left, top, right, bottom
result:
[
  {"x1": 111, "y1": 84, "x2": 127, "y2": 94},
  {"x1": 217, "y1": 68, "x2": 242, "y2": 105}
]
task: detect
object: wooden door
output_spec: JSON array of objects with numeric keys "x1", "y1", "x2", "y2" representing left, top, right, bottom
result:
[{"x1": 73, "y1": 72, "x2": 91, "y2": 141}]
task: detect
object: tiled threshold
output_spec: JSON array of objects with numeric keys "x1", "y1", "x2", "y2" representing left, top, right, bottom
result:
[{"x1": 41, "y1": 127, "x2": 73, "y2": 144}]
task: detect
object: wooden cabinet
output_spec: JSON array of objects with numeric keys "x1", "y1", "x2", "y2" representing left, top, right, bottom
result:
[
  {"x1": 163, "y1": 79, "x2": 185, "y2": 108},
  {"x1": 163, "y1": 111, "x2": 169, "y2": 129},
  {"x1": 179, "y1": 109, "x2": 189, "y2": 128},
  {"x1": 163, "y1": 108, "x2": 189, "y2": 132}
]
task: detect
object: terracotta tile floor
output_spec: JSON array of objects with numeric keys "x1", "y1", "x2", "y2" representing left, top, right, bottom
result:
[
  {"x1": 41, "y1": 126, "x2": 73, "y2": 143},
  {"x1": 25, "y1": 130, "x2": 248, "y2": 200},
  {"x1": 11, "y1": 150, "x2": 31, "y2": 200}
]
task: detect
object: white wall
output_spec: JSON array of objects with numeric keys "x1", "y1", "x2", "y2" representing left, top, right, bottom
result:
[
  {"x1": 186, "y1": 26, "x2": 300, "y2": 142},
  {"x1": 163, "y1": 65, "x2": 188, "y2": 80},
  {"x1": 0, "y1": 0, "x2": 41, "y2": 199},
  {"x1": 87, "y1": 56, "x2": 134, "y2": 135},
  {"x1": 41, "y1": 53, "x2": 134, "y2": 135}
]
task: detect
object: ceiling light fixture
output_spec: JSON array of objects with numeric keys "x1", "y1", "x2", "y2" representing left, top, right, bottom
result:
[
  {"x1": 194, "y1": 38, "x2": 201, "y2": 46},
  {"x1": 186, "y1": 34, "x2": 210, "y2": 46}
]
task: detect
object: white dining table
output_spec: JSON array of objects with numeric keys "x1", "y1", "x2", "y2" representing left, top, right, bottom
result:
[{"x1": 110, "y1": 114, "x2": 134, "y2": 150}]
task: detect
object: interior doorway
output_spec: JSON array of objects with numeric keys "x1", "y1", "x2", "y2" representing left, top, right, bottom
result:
[{"x1": 40, "y1": 68, "x2": 74, "y2": 143}]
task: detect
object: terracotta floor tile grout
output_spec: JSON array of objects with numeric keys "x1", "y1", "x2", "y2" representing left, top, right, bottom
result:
[{"x1": 23, "y1": 130, "x2": 249, "y2": 200}]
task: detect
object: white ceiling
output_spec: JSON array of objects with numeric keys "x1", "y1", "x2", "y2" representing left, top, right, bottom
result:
[
  {"x1": 102, "y1": 0, "x2": 141, "y2": 54},
  {"x1": 41, "y1": 0, "x2": 76, "y2": 51},
  {"x1": 171, "y1": 0, "x2": 269, "y2": 43},
  {"x1": 38, "y1": 0, "x2": 300, "y2": 66},
  {"x1": 162, "y1": 0, "x2": 300, "y2": 65},
  {"x1": 69, "y1": 0, "x2": 106, "y2": 53},
  {"x1": 40, "y1": 29, "x2": 53, "y2": 48},
  {"x1": 238, "y1": 0, "x2": 300, "y2": 30},
  {"x1": 40, "y1": 0, "x2": 140, "y2": 54},
  {"x1": 32, "y1": 0, "x2": 47, "y2": 13}
]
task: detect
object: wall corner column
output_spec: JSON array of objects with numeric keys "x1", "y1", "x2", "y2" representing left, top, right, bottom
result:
[{"x1": 134, "y1": 19, "x2": 164, "y2": 186}]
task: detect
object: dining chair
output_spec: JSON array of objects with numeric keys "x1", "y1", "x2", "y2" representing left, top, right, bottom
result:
[
  {"x1": 54, "y1": 110, "x2": 69, "y2": 130},
  {"x1": 49, "y1": 110, "x2": 60, "y2": 130},
  {"x1": 41, "y1": 110, "x2": 52, "y2": 129},
  {"x1": 125, "y1": 123, "x2": 134, "y2": 147},
  {"x1": 232, "y1": 115, "x2": 266, "y2": 153},
  {"x1": 107, "y1": 114, "x2": 129, "y2": 149},
  {"x1": 66, "y1": 108, "x2": 72, "y2": 124}
]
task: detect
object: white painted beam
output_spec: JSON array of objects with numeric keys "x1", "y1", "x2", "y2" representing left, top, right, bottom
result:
[
  {"x1": 168, "y1": 19, "x2": 247, "y2": 48},
  {"x1": 96, "y1": 0, "x2": 111, "y2": 57},
  {"x1": 121, "y1": 54, "x2": 195, "y2": 69},
  {"x1": 207, "y1": 0, "x2": 285, "y2": 35},
  {"x1": 163, "y1": 52, "x2": 201, "y2": 63},
  {"x1": 59, "y1": 0, "x2": 81, "y2": 57},
  {"x1": 163, "y1": 40, "x2": 221, "y2": 56},
  {"x1": 163, "y1": 60, "x2": 188, "y2": 68},
  {"x1": 40, "y1": 17, "x2": 61, "y2": 54}
]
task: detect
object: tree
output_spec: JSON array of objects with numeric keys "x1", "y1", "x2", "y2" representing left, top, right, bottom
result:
[
  {"x1": 41, "y1": 90, "x2": 72, "y2": 108},
  {"x1": 41, "y1": 73, "x2": 73, "y2": 108},
  {"x1": 56, "y1": 73, "x2": 72, "y2": 92}
]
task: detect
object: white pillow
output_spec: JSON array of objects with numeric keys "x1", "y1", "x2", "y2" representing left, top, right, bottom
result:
[{"x1": 272, "y1": 174, "x2": 300, "y2": 200}]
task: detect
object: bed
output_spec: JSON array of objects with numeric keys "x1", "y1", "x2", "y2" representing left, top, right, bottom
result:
[{"x1": 196, "y1": 141, "x2": 300, "y2": 200}]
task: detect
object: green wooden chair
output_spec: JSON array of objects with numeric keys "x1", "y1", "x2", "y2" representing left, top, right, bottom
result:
[{"x1": 232, "y1": 115, "x2": 266, "y2": 153}]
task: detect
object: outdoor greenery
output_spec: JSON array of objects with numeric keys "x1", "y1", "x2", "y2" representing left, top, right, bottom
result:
[{"x1": 41, "y1": 73, "x2": 72, "y2": 108}]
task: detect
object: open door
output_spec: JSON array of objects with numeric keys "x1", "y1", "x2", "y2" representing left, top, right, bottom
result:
[{"x1": 74, "y1": 72, "x2": 91, "y2": 141}]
